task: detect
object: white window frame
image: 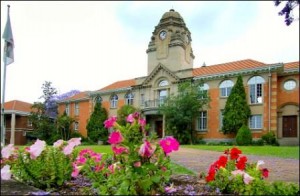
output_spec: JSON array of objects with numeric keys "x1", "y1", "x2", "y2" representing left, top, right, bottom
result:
[
  {"x1": 75, "y1": 102, "x2": 79, "y2": 116},
  {"x1": 110, "y1": 94, "x2": 118, "y2": 108},
  {"x1": 219, "y1": 80, "x2": 234, "y2": 97},
  {"x1": 65, "y1": 103, "x2": 70, "y2": 116},
  {"x1": 248, "y1": 76, "x2": 265, "y2": 104},
  {"x1": 249, "y1": 115, "x2": 262, "y2": 129},
  {"x1": 74, "y1": 122, "x2": 79, "y2": 131},
  {"x1": 197, "y1": 111, "x2": 207, "y2": 131},
  {"x1": 283, "y1": 79, "x2": 296, "y2": 91},
  {"x1": 125, "y1": 92, "x2": 134, "y2": 105},
  {"x1": 199, "y1": 83, "x2": 209, "y2": 99}
]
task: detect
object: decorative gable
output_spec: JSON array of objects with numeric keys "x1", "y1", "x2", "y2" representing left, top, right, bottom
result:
[{"x1": 142, "y1": 63, "x2": 180, "y2": 86}]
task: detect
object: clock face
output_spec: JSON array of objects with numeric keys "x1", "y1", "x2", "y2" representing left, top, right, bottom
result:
[{"x1": 159, "y1": 31, "x2": 167, "y2": 40}]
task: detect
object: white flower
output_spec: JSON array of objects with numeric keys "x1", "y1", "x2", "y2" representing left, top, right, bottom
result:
[
  {"x1": 1, "y1": 144, "x2": 15, "y2": 159},
  {"x1": 256, "y1": 160, "x2": 265, "y2": 170},
  {"x1": 1, "y1": 165, "x2": 12, "y2": 180},
  {"x1": 243, "y1": 173, "x2": 254, "y2": 184}
]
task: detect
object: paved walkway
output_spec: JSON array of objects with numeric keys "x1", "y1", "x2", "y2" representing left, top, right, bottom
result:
[{"x1": 169, "y1": 147, "x2": 299, "y2": 184}]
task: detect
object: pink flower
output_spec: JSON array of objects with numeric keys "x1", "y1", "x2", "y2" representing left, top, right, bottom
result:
[
  {"x1": 28, "y1": 139, "x2": 46, "y2": 159},
  {"x1": 104, "y1": 116, "x2": 117, "y2": 129},
  {"x1": 108, "y1": 131, "x2": 124, "y2": 144},
  {"x1": 134, "y1": 161, "x2": 141, "y2": 167},
  {"x1": 256, "y1": 160, "x2": 265, "y2": 170},
  {"x1": 1, "y1": 165, "x2": 12, "y2": 180},
  {"x1": 139, "y1": 118, "x2": 146, "y2": 127},
  {"x1": 68, "y1": 138, "x2": 81, "y2": 146},
  {"x1": 139, "y1": 140, "x2": 153, "y2": 158},
  {"x1": 63, "y1": 143, "x2": 75, "y2": 155},
  {"x1": 53, "y1": 139, "x2": 64, "y2": 148},
  {"x1": 243, "y1": 173, "x2": 254, "y2": 184},
  {"x1": 159, "y1": 136, "x2": 179, "y2": 155},
  {"x1": 1, "y1": 144, "x2": 15, "y2": 159},
  {"x1": 231, "y1": 169, "x2": 245, "y2": 176},
  {"x1": 126, "y1": 114, "x2": 134, "y2": 123},
  {"x1": 112, "y1": 145, "x2": 128, "y2": 155},
  {"x1": 71, "y1": 163, "x2": 80, "y2": 177}
]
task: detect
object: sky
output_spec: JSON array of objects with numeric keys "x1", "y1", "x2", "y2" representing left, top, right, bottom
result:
[{"x1": 1, "y1": 1, "x2": 299, "y2": 104}]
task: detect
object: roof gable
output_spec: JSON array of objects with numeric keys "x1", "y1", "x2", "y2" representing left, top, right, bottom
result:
[{"x1": 142, "y1": 63, "x2": 180, "y2": 86}]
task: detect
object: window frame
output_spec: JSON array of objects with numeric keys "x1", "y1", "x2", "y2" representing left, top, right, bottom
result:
[
  {"x1": 74, "y1": 122, "x2": 79, "y2": 131},
  {"x1": 219, "y1": 80, "x2": 234, "y2": 97},
  {"x1": 249, "y1": 115, "x2": 262, "y2": 129},
  {"x1": 110, "y1": 94, "x2": 118, "y2": 108},
  {"x1": 248, "y1": 76, "x2": 265, "y2": 104},
  {"x1": 197, "y1": 111, "x2": 207, "y2": 132},
  {"x1": 65, "y1": 103, "x2": 70, "y2": 116},
  {"x1": 125, "y1": 92, "x2": 134, "y2": 105},
  {"x1": 75, "y1": 102, "x2": 79, "y2": 116}
]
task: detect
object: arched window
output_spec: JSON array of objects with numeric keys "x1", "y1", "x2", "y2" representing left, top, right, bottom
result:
[
  {"x1": 158, "y1": 79, "x2": 169, "y2": 106},
  {"x1": 159, "y1": 80, "x2": 169, "y2": 87},
  {"x1": 199, "y1": 83, "x2": 209, "y2": 99},
  {"x1": 219, "y1": 80, "x2": 234, "y2": 97},
  {"x1": 95, "y1": 96, "x2": 102, "y2": 103},
  {"x1": 125, "y1": 92, "x2": 134, "y2": 105},
  {"x1": 248, "y1": 76, "x2": 265, "y2": 104},
  {"x1": 110, "y1": 94, "x2": 118, "y2": 108}
]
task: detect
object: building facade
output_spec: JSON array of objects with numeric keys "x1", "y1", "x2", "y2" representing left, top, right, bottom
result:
[
  {"x1": 58, "y1": 9, "x2": 299, "y2": 145},
  {"x1": 3, "y1": 100, "x2": 34, "y2": 145}
]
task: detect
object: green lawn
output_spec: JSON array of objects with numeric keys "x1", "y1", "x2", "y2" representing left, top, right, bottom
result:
[{"x1": 182, "y1": 145, "x2": 299, "y2": 159}]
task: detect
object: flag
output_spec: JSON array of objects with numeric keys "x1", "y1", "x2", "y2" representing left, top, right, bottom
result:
[{"x1": 2, "y1": 5, "x2": 14, "y2": 66}]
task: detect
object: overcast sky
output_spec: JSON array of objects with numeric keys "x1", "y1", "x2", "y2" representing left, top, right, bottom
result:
[{"x1": 1, "y1": 1, "x2": 299, "y2": 104}]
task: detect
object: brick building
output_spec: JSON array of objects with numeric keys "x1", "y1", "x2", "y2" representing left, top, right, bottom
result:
[
  {"x1": 57, "y1": 9, "x2": 299, "y2": 145},
  {"x1": 3, "y1": 100, "x2": 34, "y2": 145}
]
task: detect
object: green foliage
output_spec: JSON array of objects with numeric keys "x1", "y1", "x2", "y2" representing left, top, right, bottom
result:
[
  {"x1": 2, "y1": 141, "x2": 79, "y2": 189},
  {"x1": 261, "y1": 131, "x2": 280, "y2": 146},
  {"x1": 56, "y1": 112, "x2": 75, "y2": 141},
  {"x1": 235, "y1": 125, "x2": 253, "y2": 146},
  {"x1": 252, "y1": 139, "x2": 264, "y2": 146},
  {"x1": 117, "y1": 104, "x2": 139, "y2": 126},
  {"x1": 159, "y1": 80, "x2": 210, "y2": 144},
  {"x1": 266, "y1": 181, "x2": 299, "y2": 195},
  {"x1": 75, "y1": 114, "x2": 179, "y2": 195},
  {"x1": 86, "y1": 102, "x2": 108, "y2": 143},
  {"x1": 222, "y1": 75, "x2": 251, "y2": 134}
]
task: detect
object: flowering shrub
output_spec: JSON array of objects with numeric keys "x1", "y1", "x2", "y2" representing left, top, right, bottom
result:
[
  {"x1": 72, "y1": 112, "x2": 180, "y2": 195},
  {"x1": 205, "y1": 147, "x2": 299, "y2": 195},
  {"x1": 1, "y1": 138, "x2": 81, "y2": 189}
]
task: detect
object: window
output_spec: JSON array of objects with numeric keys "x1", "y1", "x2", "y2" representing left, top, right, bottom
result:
[
  {"x1": 158, "y1": 89, "x2": 167, "y2": 105},
  {"x1": 95, "y1": 96, "x2": 102, "y2": 103},
  {"x1": 197, "y1": 111, "x2": 207, "y2": 131},
  {"x1": 140, "y1": 94, "x2": 145, "y2": 106},
  {"x1": 248, "y1": 76, "x2": 265, "y2": 104},
  {"x1": 219, "y1": 110, "x2": 224, "y2": 130},
  {"x1": 199, "y1": 83, "x2": 209, "y2": 99},
  {"x1": 75, "y1": 103, "x2": 79, "y2": 116},
  {"x1": 27, "y1": 119, "x2": 32, "y2": 127},
  {"x1": 159, "y1": 80, "x2": 169, "y2": 87},
  {"x1": 65, "y1": 103, "x2": 70, "y2": 115},
  {"x1": 249, "y1": 115, "x2": 262, "y2": 129},
  {"x1": 283, "y1": 80, "x2": 296, "y2": 90},
  {"x1": 125, "y1": 92, "x2": 134, "y2": 105},
  {"x1": 219, "y1": 80, "x2": 234, "y2": 97},
  {"x1": 74, "y1": 122, "x2": 79, "y2": 131},
  {"x1": 110, "y1": 94, "x2": 118, "y2": 108}
]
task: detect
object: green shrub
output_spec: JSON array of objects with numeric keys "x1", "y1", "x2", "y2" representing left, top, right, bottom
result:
[
  {"x1": 261, "y1": 131, "x2": 280, "y2": 146},
  {"x1": 252, "y1": 139, "x2": 264, "y2": 146},
  {"x1": 235, "y1": 125, "x2": 252, "y2": 146}
]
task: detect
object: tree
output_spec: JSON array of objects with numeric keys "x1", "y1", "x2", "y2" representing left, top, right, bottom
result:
[
  {"x1": 274, "y1": 0, "x2": 299, "y2": 26},
  {"x1": 86, "y1": 101, "x2": 108, "y2": 143},
  {"x1": 159, "y1": 80, "x2": 210, "y2": 144},
  {"x1": 117, "y1": 105, "x2": 139, "y2": 126},
  {"x1": 56, "y1": 112, "x2": 75, "y2": 141},
  {"x1": 222, "y1": 75, "x2": 251, "y2": 134}
]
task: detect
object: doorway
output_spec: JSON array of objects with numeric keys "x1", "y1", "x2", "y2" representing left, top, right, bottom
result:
[{"x1": 283, "y1": 115, "x2": 297, "y2": 137}]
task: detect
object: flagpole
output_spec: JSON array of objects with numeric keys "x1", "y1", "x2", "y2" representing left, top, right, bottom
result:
[{"x1": 1, "y1": 5, "x2": 10, "y2": 147}]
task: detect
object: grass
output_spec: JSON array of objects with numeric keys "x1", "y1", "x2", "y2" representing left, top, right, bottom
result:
[{"x1": 182, "y1": 145, "x2": 299, "y2": 159}]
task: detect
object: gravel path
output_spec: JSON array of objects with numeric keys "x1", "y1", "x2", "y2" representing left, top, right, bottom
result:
[{"x1": 169, "y1": 147, "x2": 299, "y2": 184}]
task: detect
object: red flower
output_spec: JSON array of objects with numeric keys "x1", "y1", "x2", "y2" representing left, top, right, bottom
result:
[
  {"x1": 261, "y1": 168, "x2": 269, "y2": 178},
  {"x1": 206, "y1": 162, "x2": 217, "y2": 182},
  {"x1": 230, "y1": 147, "x2": 242, "y2": 160},
  {"x1": 216, "y1": 155, "x2": 228, "y2": 168},
  {"x1": 236, "y1": 156, "x2": 247, "y2": 170}
]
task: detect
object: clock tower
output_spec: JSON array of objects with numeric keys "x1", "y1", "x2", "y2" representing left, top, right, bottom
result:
[{"x1": 146, "y1": 9, "x2": 195, "y2": 75}]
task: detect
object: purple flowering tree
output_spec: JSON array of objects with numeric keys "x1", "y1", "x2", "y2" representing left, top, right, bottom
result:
[{"x1": 274, "y1": 0, "x2": 299, "y2": 26}]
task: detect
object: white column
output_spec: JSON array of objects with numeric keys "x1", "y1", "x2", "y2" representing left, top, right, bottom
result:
[{"x1": 10, "y1": 112, "x2": 15, "y2": 144}]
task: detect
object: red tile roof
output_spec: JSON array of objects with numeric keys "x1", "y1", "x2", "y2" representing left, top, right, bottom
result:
[
  {"x1": 192, "y1": 59, "x2": 266, "y2": 77},
  {"x1": 99, "y1": 79, "x2": 136, "y2": 91},
  {"x1": 4, "y1": 100, "x2": 33, "y2": 113},
  {"x1": 61, "y1": 91, "x2": 89, "y2": 102},
  {"x1": 284, "y1": 61, "x2": 299, "y2": 70}
]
